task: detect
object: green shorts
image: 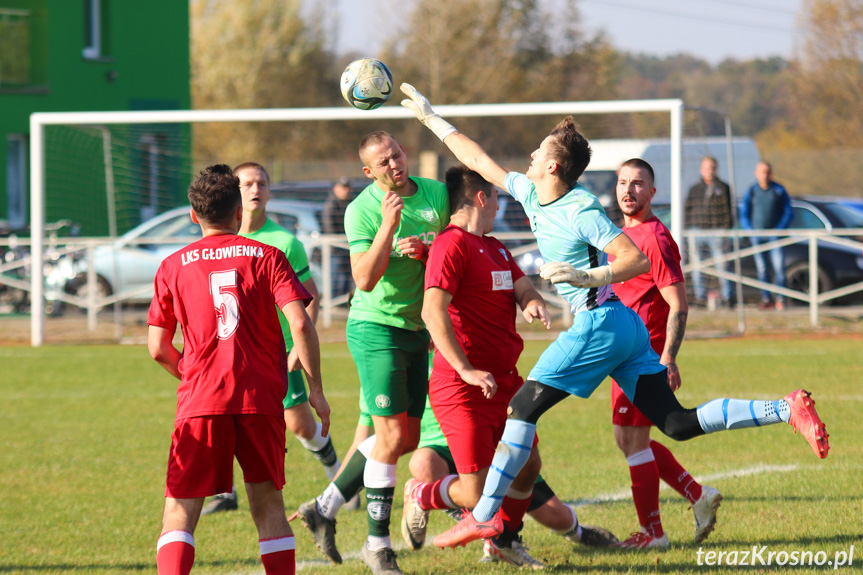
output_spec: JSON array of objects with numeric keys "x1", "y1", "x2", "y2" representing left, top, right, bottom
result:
[
  {"x1": 426, "y1": 444, "x2": 457, "y2": 475},
  {"x1": 282, "y1": 370, "x2": 307, "y2": 409},
  {"x1": 346, "y1": 318, "x2": 430, "y2": 419},
  {"x1": 358, "y1": 393, "x2": 373, "y2": 427}
]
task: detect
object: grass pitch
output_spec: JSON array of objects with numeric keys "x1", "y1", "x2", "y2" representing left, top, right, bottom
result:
[{"x1": 1, "y1": 336, "x2": 860, "y2": 574}]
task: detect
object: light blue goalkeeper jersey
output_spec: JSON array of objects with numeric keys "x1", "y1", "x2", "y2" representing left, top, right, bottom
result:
[{"x1": 505, "y1": 171, "x2": 622, "y2": 315}]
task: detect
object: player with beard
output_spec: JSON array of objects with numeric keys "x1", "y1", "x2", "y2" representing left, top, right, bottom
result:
[{"x1": 610, "y1": 158, "x2": 720, "y2": 549}]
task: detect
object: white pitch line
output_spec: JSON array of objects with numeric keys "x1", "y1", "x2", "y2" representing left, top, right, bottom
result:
[
  {"x1": 296, "y1": 542, "x2": 412, "y2": 572},
  {"x1": 566, "y1": 463, "x2": 800, "y2": 507},
  {"x1": 289, "y1": 463, "x2": 802, "y2": 572}
]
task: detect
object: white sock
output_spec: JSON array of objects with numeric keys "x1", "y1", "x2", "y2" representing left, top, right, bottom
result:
[
  {"x1": 626, "y1": 447, "x2": 655, "y2": 467},
  {"x1": 316, "y1": 483, "x2": 346, "y2": 520},
  {"x1": 553, "y1": 504, "x2": 580, "y2": 536},
  {"x1": 439, "y1": 475, "x2": 458, "y2": 509},
  {"x1": 505, "y1": 486, "x2": 533, "y2": 500},
  {"x1": 324, "y1": 462, "x2": 340, "y2": 481},
  {"x1": 357, "y1": 434, "x2": 377, "y2": 457},
  {"x1": 363, "y1": 458, "x2": 397, "y2": 489},
  {"x1": 297, "y1": 421, "x2": 329, "y2": 451},
  {"x1": 367, "y1": 535, "x2": 392, "y2": 551}
]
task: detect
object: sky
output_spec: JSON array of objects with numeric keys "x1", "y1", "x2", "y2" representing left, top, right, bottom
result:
[{"x1": 334, "y1": 0, "x2": 804, "y2": 65}]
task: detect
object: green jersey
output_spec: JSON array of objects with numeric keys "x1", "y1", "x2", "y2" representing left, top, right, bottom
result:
[
  {"x1": 345, "y1": 176, "x2": 449, "y2": 331},
  {"x1": 241, "y1": 218, "x2": 312, "y2": 347}
]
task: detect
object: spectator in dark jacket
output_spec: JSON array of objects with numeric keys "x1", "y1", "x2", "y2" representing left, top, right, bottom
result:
[
  {"x1": 684, "y1": 156, "x2": 734, "y2": 306},
  {"x1": 322, "y1": 177, "x2": 354, "y2": 296},
  {"x1": 740, "y1": 162, "x2": 793, "y2": 310}
]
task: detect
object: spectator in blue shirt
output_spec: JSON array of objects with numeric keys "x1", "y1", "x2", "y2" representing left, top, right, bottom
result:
[{"x1": 740, "y1": 162, "x2": 793, "y2": 310}]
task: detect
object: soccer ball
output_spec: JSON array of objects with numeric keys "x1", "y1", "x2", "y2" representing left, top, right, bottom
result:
[{"x1": 340, "y1": 58, "x2": 393, "y2": 111}]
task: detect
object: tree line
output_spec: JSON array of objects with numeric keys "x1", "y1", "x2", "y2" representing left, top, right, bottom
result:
[{"x1": 191, "y1": 0, "x2": 863, "y2": 194}]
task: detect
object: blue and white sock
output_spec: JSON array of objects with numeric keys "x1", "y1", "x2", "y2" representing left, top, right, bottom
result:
[
  {"x1": 697, "y1": 398, "x2": 791, "y2": 434},
  {"x1": 472, "y1": 419, "x2": 536, "y2": 522}
]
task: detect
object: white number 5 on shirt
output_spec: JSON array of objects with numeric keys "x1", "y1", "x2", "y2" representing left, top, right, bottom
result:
[{"x1": 210, "y1": 269, "x2": 239, "y2": 339}]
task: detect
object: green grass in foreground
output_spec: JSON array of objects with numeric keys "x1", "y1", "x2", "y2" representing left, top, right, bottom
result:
[{"x1": 0, "y1": 337, "x2": 861, "y2": 574}]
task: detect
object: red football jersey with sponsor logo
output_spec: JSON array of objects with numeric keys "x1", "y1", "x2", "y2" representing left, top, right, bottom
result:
[
  {"x1": 148, "y1": 233, "x2": 312, "y2": 420},
  {"x1": 611, "y1": 217, "x2": 684, "y2": 352},
  {"x1": 425, "y1": 225, "x2": 526, "y2": 388}
]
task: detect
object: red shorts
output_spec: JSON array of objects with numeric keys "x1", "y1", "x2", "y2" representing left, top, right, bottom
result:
[
  {"x1": 165, "y1": 414, "x2": 286, "y2": 499},
  {"x1": 611, "y1": 379, "x2": 653, "y2": 427},
  {"x1": 430, "y1": 372, "x2": 538, "y2": 474}
]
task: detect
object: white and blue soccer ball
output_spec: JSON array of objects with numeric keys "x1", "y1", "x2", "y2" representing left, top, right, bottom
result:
[{"x1": 340, "y1": 58, "x2": 393, "y2": 111}]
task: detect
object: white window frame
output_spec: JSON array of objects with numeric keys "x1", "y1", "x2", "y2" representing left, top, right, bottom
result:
[
  {"x1": 82, "y1": 0, "x2": 102, "y2": 60},
  {"x1": 138, "y1": 133, "x2": 161, "y2": 222},
  {"x1": 6, "y1": 134, "x2": 28, "y2": 230}
]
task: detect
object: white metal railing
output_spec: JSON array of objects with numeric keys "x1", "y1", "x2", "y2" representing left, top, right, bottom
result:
[
  {"x1": 4, "y1": 228, "x2": 863, "y2": 342},
  {"x1": 684, "y1": 228, "x2": 863, "y2": 328}
]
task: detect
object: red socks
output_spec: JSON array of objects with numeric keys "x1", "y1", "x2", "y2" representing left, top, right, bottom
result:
[
  {"x1": 500, "y1": 491, "x2": 533, "y2": 532},
  {"x1": 156, "y1": 531, "x2": 195, "y2": 575},
  {"x1": 417, "y1": 475, "x2": 457, "y2": 510},
  {"x1": 260, "y1": 536, "x2": 296, "y2": 575},
  {"x1": 627, "y1": 449, "x2": 663, "y2": 538},
  {"x1": 157, "y1": 530, "x2": 295, "y2": 574},
  {"x1": 651, "y1": 439, "x2": 703, "y2": 504}
]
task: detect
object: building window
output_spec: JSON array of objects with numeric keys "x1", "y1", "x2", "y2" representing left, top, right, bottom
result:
[
  {"x1": 83, "y1": 0, "x2": 108, "y2": 59},
  {"x1": 7, "y1": 135, "x2": 28, "y2": 230},
  {"x1": 0, "y1": 9, "x2": 31, "y2": 85}
]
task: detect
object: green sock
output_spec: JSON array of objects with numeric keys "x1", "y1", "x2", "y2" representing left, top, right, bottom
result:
[
  {"x1": 333, "y1": 447, "x2": 366, "y2": 499},
  {"x1": 366, "y1": 486, "x2": 395, "y2": 537}
]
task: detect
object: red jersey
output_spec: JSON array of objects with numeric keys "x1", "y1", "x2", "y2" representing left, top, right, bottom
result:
[
  {"x1": 425, "y1": 225, "x2": 526, "y2": 390},
  {"x1": 612, "y1": 217, "x2": 684, "y2": 352},
  {"x1": 148, "y1": 233, "x2": 312, "y2": 420}
]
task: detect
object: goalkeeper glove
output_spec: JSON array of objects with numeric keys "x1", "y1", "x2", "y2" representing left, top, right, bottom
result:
[
  {"x1": 540, "y1": 261, "x2": 614, "y2": 288},
  {"x1": 400, "y1": 83, "x2": 457, "y2": 142}
]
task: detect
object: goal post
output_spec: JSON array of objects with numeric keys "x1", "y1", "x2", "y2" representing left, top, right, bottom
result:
[{"x1": 29, "y1": 99, "x2": 685, "y2": 346}]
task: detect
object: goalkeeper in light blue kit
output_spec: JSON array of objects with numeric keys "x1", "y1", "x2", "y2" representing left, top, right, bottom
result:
[{"x1": 399, "y1": 83, "x2": 830, "y2": 551}]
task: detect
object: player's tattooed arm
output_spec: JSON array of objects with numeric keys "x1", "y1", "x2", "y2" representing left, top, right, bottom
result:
[
  {"x1": 665, "y1": 309, "x2": 688, "y2": 360},
  {"x1": 658, "y1": 282, "x2": 689, "y2": 391}
]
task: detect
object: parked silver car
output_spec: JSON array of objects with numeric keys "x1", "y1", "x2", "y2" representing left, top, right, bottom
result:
[{"x1": 65, "y1": 200, "x2": 323, "y2": 304}]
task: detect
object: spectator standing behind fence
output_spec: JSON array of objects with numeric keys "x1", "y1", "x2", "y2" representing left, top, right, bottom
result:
[
  {"x1": 684, "y1": 156, "x2": 734, "y2": 308},
  {"x1": 740, "y1": 161, "x2": 793, "y2": 310},
  {"x1": 322, "y1": 177, "x2": 354, "y2": 297}
]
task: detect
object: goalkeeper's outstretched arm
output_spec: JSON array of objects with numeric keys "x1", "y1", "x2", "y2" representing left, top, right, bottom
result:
[{"x1": 401, "y1": 83, "x2": 508, "y2": 190}]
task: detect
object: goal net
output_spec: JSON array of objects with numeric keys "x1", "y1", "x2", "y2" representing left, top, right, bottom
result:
[{"x1": 29, "y1": 100, "x2": 758, "y2": 346}]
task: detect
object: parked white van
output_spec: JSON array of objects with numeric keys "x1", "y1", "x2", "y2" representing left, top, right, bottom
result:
[{"x1": 581, "y1": 137, "x2": 762, "y2": 206}]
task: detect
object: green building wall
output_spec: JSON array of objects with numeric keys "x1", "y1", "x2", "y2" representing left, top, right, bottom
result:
[{"x1": 0, "y1": 0, "x2": 190, "y2": 236}]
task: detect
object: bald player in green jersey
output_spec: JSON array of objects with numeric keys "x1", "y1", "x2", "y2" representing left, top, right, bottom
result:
[
  {"x1": 296, "y1": 132, "x2": 449, "y2": 575},
  {"x1": 200, "y1": 162, "x2": 341, "y2": 516}
]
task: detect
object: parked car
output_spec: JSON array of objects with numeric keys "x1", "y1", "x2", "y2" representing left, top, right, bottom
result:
[
  {"x1": 508, "y1": 196, "x2": 863, "y2": 305},
  {"x1": 65, "y1": 200, "x2": 324, "y2": 304},
  {"x1": 754, "y1": 198, "x2": 863, "y2": 305},
  {"x1": 841, "y1": 199, "x2": 863, "y2": 215}
]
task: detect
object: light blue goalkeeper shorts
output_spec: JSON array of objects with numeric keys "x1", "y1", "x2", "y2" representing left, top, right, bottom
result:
[{"x1": 528, "y1": 299, "x2": 665, "y2": 400}]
